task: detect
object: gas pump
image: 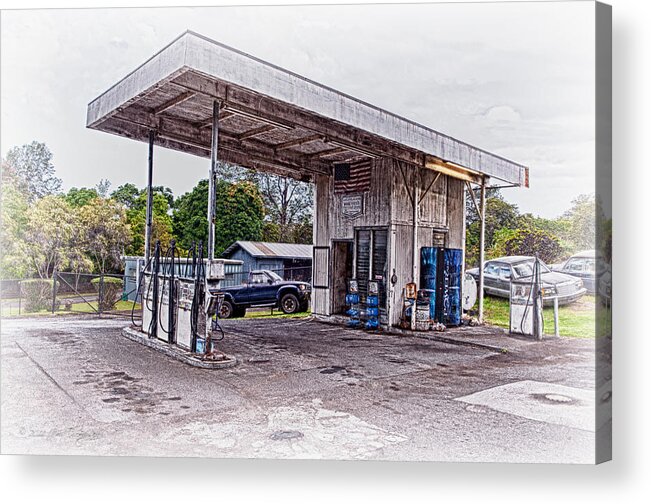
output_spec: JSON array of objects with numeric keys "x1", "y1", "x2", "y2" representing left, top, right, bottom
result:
[
  {"x1": 138, "y1": 240, "x2": 231, "y2": 359},
  {"x1": 509, "y1": 256, "x2": 544, "y2": 339}
]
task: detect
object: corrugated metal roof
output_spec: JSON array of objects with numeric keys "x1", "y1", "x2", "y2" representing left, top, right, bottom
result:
[{"x1": 222, "y1": 241, "x2": 313, "y2": 259}]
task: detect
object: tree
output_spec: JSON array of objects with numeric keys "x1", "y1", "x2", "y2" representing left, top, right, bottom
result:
[
  {"x1": 559, "y1": 194, "x2": 596, "y2": 253},
  {"x1": 491, "y1": 222, "x2": 562, "y2": 264},
  {"x1": 78, "y1": 198, "x2": 131, "y2": 274},
  {"x1": 172, "y1": 180, "x2": 210, "y2": 250},
  {"x1": 95, "y1": 178, "x2": 112, "y2": 198},
  {"x1": 254, "y1": 174, "x2": 314, "y2": 243},
  {"x1": 172, "y1": 179, "x2": 264, "y2": 255},
  {"x1": 111, "y1": 184, "x2": 174, "y2": 256},
  {"x1": 124, "y1": 192, "x2": 173, "y2": 257},
  {"x1": 21, "y1": 196, "x2": 79, "y2": 278},
  {"x1": 214, "y1": 180, "x2": 264, "y2": 254},
  {"x1": 2, "y1": 142, "x2": 62, "y2": 202},
  {"x1": 465, "y1": 192, "x2": 519, "y2": 267},
  {"x1": 0, "y1": 176, "x2": 30, "y2": 278},
  {"x1": 110, "y1": 183, "x2": 140, "y2": 210},
  {"x1": 65, "y1": 187, "x2": 99, "y2": 208}
]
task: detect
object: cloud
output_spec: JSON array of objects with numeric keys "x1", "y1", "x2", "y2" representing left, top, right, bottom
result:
[{"x1": 484, "y1": 105, "x2": 522, "y2": 124}]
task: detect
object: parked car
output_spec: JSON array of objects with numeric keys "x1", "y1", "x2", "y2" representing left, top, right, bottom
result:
[
  {"x1": 217, "y1": 270, "x2": 311, "y2": 318},
  {"x1": 550, "y1": 249, "x2": 603, "y2": 294},
  {"x1": 467, "y1": 256, "x2": 586, "y2": 306}
]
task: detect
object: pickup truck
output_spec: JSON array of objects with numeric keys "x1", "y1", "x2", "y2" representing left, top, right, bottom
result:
[{"x1": 217, "y1": 270, "x2": 311, "y2": 318}]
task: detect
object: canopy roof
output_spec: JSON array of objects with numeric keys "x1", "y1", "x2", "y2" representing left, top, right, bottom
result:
[{"x1": 87, "y1": 31, "x2": 528, "y2": 186}]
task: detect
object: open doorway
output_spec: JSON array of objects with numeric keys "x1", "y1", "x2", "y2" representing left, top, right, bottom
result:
[{"x1": 331, "y1": 240, "x2": 354, "y2": 314}]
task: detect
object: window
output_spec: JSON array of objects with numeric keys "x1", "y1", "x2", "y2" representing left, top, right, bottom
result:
[
  {"x1": 250, "y1": 273, "x2": 267, "y2": 284},
  {"x1": 484, "y1": 263, "x2": 500, "y2": 276},
  {"x1": 499, "y1": 266, "x2": 512, "y2": 280},
  {"x1": 265, "y1": 270, "x2": 283, "y2": 283},
  {"x1": 565, "y1": 259, "x2": 584, "y2": 272}
]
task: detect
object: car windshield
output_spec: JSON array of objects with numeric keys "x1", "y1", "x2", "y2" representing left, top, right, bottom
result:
[
  {"x1": 512, "y1": 260, "x2": 550, "y2": 278},
  {"x1": 265, "y1": 271, "x2": 283, "y2": 283}
]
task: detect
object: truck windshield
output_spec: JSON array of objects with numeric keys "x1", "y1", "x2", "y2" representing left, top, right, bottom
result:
[{"x1": 265, "y1": 271, "x2": 283, "y2": 283}]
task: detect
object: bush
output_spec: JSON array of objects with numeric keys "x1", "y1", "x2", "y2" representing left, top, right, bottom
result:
[
  {"x1": 491, "y1": 225, "x2": 562, "y2": 264},
  {"x1": 21, "y1": 278, "x2": 55, "y2": 312},
  {"x1": 91, "y1": 276, "x2": 124, "y2": 311}
]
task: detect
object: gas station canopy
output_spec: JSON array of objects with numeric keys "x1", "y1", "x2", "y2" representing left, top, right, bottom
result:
[{"x1": 87, "y1": 31, "x2": 528, "y2": 187}]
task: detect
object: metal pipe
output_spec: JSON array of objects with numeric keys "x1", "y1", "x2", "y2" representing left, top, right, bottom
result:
[
  {"x1": 207, "y1": 100, "x2": 220, "y2": 260},
  {"x1": 478, "y1": 179, "x2": 486, "y2": 323},
  {"x1": 411, "y1": 165, "x2": 420, "y2": 331},
  {"x1": 553, "y1": 296, "x2": 560, "y2": 337},
  {"x1": 144, "y1": 130, "x2": 155, "y2": 264}
]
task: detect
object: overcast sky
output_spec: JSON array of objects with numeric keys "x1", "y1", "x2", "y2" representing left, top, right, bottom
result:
[{"x1": 1, "y1": 1, "x2": 596, "y2": 218}]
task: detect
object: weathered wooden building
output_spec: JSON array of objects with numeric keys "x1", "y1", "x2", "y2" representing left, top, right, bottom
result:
[
  {"x1": 221, "y1": 241, "x2": 312, "y2": 282},
  {"x1": 87, "y1": 31, "x2": 528, "y2": 329}
]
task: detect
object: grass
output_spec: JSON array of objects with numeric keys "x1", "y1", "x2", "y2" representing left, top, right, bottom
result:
[
  {"x1": 1, "y1": 300, "x2": 140, "y2": 317},
  {"x1": 482, "y1": 295, "x2": 596, "y2": 338}
]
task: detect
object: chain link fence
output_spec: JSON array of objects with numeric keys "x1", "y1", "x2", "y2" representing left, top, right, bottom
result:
[
  {"x1": 2, "y1": 265, "x2": 312, "y2": 318},
  {"x1": 1, "y1": 273, "x2": 141, "y2": 318}
]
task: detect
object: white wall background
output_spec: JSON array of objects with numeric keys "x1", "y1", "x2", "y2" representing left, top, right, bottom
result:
[{"x1": 1, "y1": 0, "x2": 648, "y2": 502}]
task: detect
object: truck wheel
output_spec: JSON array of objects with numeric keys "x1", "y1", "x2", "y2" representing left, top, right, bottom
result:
[
  {"x1": 220, "y1": 300, "x2": 234, "y2": 319},
  {"x1": 280, "y1": 293, "x2": 299, "y2": 314}
]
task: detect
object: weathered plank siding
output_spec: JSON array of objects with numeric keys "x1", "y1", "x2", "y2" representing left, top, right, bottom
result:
[
  {"x1": 312, "y1": 155, "x2": 465, "y2": 325},
  {"x1": 445, "y1": 177, "x2": 465, "y2": 250}
]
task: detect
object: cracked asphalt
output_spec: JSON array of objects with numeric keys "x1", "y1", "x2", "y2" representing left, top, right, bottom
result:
[{"x1": 1, "y1": 315, "x2": 600, "y2": 462}]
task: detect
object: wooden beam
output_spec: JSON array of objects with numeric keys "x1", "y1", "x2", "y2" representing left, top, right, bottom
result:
[
  {"x1": 109, "y1": 108, "x2": 332, "y2": 176},
  {"x1": 152, "y1": 91, "x2": 195, "y2": 115},
  {"x1": 198, "y1": 111, "x2": 233, "y2": 128},
  {"x1": 236, "y1": 124, "x2": 275, "y2": 140},
  {"x1": 465, "y1": 181, "x2": 482, "y2": 221},
  {"x1": 274, "y1": 134, "x2": 323, "y2": 152},
  {"x1": 169, "y1": 74, "x2": 422, "y2": 163},
  {"x1": 309, "y1": 147, "x2": 347, "y2": 159},
  {"x1": 419, "y1": 172, "x2": 441, "y2": 204},
  {"x1": 425, "y1": 156, "x2": 484, "y2": 185}
]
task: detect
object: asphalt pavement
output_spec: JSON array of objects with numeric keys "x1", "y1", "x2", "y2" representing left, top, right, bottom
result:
[{"x1": 1, "y1": 315, "x2": 601, "y2": 463}]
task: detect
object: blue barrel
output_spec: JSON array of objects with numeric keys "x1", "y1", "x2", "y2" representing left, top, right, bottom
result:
[
  {"x1": 420, "y1": 248, "x2": 438, "y2": 320},
  {"x1": 366, "y1": 295, "x2": 379, "y2": 307},
  {"x1": 441, "y1": 248, "x2": 463, "y2": 326}
]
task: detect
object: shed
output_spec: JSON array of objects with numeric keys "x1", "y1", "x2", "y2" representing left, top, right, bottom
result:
[
  {"x1": 88, "y1": 31, "x2": 528, "y2": 328},
  {"x1": 221, "y1": 241, "x2": 312, "y2": 282}
]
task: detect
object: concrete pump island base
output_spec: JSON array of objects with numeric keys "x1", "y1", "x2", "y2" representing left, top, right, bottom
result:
[{"x1": 86, "y1": 31, "x2": 528, "y2": 362}]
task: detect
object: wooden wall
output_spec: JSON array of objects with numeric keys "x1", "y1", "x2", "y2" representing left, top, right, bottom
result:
[{"x1": 312, "y1": 156, "x2": 466, "y2": 324}]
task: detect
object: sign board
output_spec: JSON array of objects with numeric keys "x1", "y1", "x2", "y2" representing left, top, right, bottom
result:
[{"x1": 341, "y1": 193, "x2": 364, "y2": 219}]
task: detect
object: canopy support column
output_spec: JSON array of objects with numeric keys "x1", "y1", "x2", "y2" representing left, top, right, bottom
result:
[
  {"x1": 478, "y1": 178, "x2": 486, "y2": 323},
  {"x1": 208, "y1": 100, "x2": 220, "y2": 260},
  {"x1": 144, "y1": 130, "x2": 155, "y2": 265},
  {"x1": 411, "y1": 165, "x2": 420, "y2": 331}
]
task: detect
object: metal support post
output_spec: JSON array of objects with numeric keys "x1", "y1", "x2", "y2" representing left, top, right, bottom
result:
[
  {"x1": 144, "y1": 130, "x2": 155, "y2": 265},
  {"x1": 207, "y1": 100, "x2": 220, "y2": 260},
  {"x1": 533, "y1": 257, "x2": 543, "y2": 340},
  {"x1": 553, "y1": 296, "x2": 560, "y2": 337},
  {"x1": 478, "y1": 179, "x2": 486, "y2": 323},
  {"x1": 51, "y1": 270, "x2": 57, "y2": 314},
  {"x1": 98, "y1": 274, "x2": 104, "y2": 316},
  {"x1": 411, "y1": 165, "x2": 420, "y2": 331}
]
